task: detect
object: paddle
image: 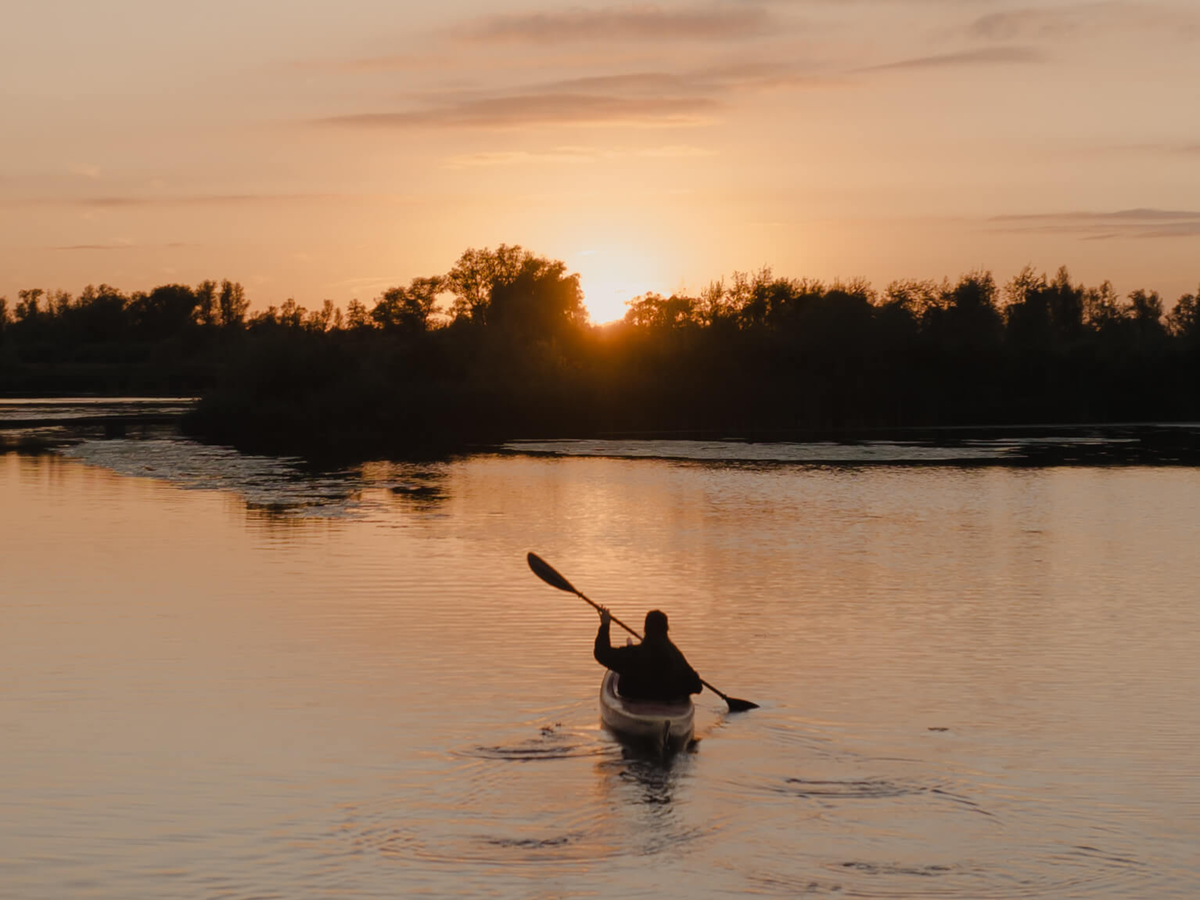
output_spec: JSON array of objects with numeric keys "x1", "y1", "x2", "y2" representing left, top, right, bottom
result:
[{"x1": 526, "y1": 551, "x2": 759, "y2": 712}]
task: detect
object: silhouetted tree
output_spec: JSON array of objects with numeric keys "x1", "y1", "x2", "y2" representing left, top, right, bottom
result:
[
  {"x1": 372, "y1": 276, "x2": 444, "y2": 333},
  {"x1": 345, "y1": 299, "x2": 371, "y2": 330},
  {"x1": 129, "y1": 284, "x2": 197, "y2": 341},
  {"x1": 1045, "y1": 267, "x2": 1085, "y2": 344},
  {"x1": 624, "y1": 292, "x2": 695, "y2": 329},
  {"x1": 306, "y1": 299, "x2": 340, "y2": 333},
  {"x1": 49, "y1": 290, "x2": 72, "y2": 319},
  {"x1": 1003, "y1": 266, "x2": 1056, "y2": 357},
  {"x1": 218, "y1": 280, "x2": 249, "y2": 329},
  {"x1": 696, "y1": 279, "x2": 730, "y2": 328},
  {"x1": 72, "y1": 284, "x2": 128, "y2": 343},
  {"x1": 727, "y1": 267, "x2": 783, "y2": 330},
  {"x1": 1168, "y1": 288, "x2": 1199, "y2": 345},
  {"x1": 487, "y1": 256, "x2": 586, "y2": 338},
  {"x1": 883, "y1": 279, "x2": 940, "y2": 319},
  {"x1": 195, "y1": 280, "x2": 218, "y2": 327},
  {"x1": 1084, "y1": 281, "x2": 1123, "y2": 330},
  {"x1": 15, "y1": 289, "x2": 43, "y2": 324},
  {"x1": 248, "y1": 306, "x2": 275, "y2": 327},
  {"x1": 445, "y1": 245, "x2": 531, "y2": 324},
  {"x1": 930, "y1": 271, "x2": 1003, "y2": 354},
  {"x1": 278, "y1": 299, "x2": 306, "y2": 329},
  {"x1": 1125, "y1": 289, "x2": 1167, "y2": 346}
]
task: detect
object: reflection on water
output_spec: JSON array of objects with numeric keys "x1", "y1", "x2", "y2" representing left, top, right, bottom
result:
[
  {"x1": 3, "y1": 431, "x2": 1200, "y2": 898},
  {"x1": 56, "y1": 438, "x2": 451, "y2": 520},
  {"x1": 507, "y1": 436, "x2": 1020, "y2": 463},
  {"x1": 0, "y1": 397, "x2": 195, "y2": 422}
]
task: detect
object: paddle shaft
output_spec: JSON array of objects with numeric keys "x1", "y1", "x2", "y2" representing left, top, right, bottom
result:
[{"x1": 526, "y1": 552, "x2": 758, "y2": 711}]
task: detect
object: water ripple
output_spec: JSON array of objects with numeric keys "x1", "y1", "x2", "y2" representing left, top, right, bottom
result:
[{"x1": 456, "y1": 723, "x2": 605, "y2": 762}]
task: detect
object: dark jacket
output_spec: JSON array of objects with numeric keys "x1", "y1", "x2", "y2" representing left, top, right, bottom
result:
[{"x1": 594, "y1": 619, "x2": 703, "y2": 701}]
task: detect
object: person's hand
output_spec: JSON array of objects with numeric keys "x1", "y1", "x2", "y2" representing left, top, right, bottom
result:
[{"x1": 598, "y1": 606, "x2": 612, "y2": 627}]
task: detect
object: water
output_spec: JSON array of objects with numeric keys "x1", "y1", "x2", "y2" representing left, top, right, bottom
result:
[{"x1": 3, "y1": 428, "x2": 1199, "y2": 898}]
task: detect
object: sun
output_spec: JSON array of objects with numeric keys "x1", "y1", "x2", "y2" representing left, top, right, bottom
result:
[
  {"x1": 581, "y1": 279, "x2": 640, "y2": 325},
  {"x1": 574, "y1": 249, "x2": 661, "y2": 325}
]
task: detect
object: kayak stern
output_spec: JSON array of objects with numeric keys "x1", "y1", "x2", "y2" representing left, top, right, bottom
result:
[{"x1": 599, "y1": 670, "x2": 695, "y2": 754}]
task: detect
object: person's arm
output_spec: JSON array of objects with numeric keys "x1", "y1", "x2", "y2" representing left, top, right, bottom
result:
[
  {"x1": 593, "y1": 608, "x2": 624, "y2": 669},
  {"x1": 674, "y1": 646, "x2": 703, "y2": 695}
]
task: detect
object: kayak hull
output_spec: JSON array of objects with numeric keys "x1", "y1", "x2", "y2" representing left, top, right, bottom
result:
[{"x1": 599, "y1": 670, "x2": 695, "y2": 753}]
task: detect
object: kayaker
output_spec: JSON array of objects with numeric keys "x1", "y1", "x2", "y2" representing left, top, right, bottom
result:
[{"x1": 594, "y1": 607, "x2": 703, "y2": 702}]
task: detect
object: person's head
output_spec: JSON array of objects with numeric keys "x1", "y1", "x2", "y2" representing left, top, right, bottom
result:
[{"x1": 644, "y1": 609, "x2": 669, "y2": 638}]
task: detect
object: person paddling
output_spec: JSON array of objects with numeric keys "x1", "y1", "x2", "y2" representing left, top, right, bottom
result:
[{"x1": 594, "y1": 606, "x2": 703, "y2": 702}]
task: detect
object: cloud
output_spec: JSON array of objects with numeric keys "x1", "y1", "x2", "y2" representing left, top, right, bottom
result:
[
  {"x1": 463, "y1": 5, "x2": 775, "y2": 43},
  {"x1": 53, "y1": 243, "x2": 133, "y2": 251},
  {"x1": 544, "y1": 62, "x2": 826, "y2": 95},
  {"x1": 990, "y1": 208, "x2": 1200, "y2": 240},
  {"x1": 2, "y1": 193, "x2": 416, "y2": 210},
  {"x1": 77, "y1": 194, "x2": 340, "y2": 208},
  {"x1": 861, "y1": 45, "x2": 1045, "y2": 72},
  {"x1": 51, "y1": 241, "x2": 190, "y2": 251},
  {"x1": 969, "y1": 2, "x2": 1200, "y2": 42},
  {"x1": 320, "y1": 58, "x2": 829, "y2": 133},
  {"x1": 323, "y1": 93, "x2": 719, "y2": 130}
]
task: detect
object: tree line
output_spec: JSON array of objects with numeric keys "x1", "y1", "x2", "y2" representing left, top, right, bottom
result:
[{"x1": 2, "y1": 245, "x2": 1198, "y2": 456}]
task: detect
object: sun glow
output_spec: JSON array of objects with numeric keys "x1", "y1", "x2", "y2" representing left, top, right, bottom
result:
[{"x1": 575, "y1": 248, "x2": 662, "y2": 325}]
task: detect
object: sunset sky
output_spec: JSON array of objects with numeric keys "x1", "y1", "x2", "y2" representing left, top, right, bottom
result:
[{"x1": 3, "y1": 0, "x2": 1199, "y2": 323}]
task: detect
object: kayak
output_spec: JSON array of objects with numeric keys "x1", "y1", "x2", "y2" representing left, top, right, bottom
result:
[{"x1": 599, "y1": 669, "x2": 695, "y2": 754}]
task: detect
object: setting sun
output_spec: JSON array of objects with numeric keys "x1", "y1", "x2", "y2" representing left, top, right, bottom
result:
[{"x1": 574, "y1": 248, "x2": 667, "y2": 325}]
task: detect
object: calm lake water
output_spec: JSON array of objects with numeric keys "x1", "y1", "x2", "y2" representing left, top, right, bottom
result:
[{"x1": 3, "y1": 419, "x2": 1200, "y2": 898}]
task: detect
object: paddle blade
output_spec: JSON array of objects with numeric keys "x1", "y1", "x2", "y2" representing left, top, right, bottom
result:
[
  {"x1": 724, "y1": 696, "x2": 759, "y2": 713},
  {"x1": 527, "y1": 552, "x2": 579, "y2": 594},
  {"x1": 702, "y1": 678, "x2": 760, "y2": 713}
]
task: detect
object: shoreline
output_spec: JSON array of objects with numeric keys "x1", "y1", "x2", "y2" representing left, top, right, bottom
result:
[{"x1": 4, "y1": 397, "x2": 1200, "y2": 468}]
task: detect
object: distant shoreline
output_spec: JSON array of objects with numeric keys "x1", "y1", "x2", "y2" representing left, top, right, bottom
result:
[
  {"x1": 5, "y1": 251, "x2": 1197, "y2": 463},
  {"x1": 5, "y1": 398, "x2": 1200, "y2": 468}
]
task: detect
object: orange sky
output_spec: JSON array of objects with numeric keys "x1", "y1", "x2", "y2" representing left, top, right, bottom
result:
[{"x1": 3, "y1": 0, "x2": 1198, "y2": 323}]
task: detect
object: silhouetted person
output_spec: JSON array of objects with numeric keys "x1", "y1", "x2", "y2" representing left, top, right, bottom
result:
[{"x1": 594, "y1": 607, "x2": 702, "y2": 702}]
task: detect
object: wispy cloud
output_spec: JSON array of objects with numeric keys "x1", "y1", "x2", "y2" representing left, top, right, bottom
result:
[
  {"x1": 77, "y1": 194, "x2": 341, "y2": 208},
  {"x1": 463, "y1": 5, "x2": 775, "y2": 43},
  {"x1": 52, "y1": 241, "x2": 189, "y2": 251},
  {"x1": 969, "y1": 1, "x2": 1200, "y2": 42},
  {"x1": 860, "y1": 45, "x2": 1045, "y2": 72},
  {"x1": 990, "y1": 208, "x2": 1200, "y2": 240},
  {"x1": 53, "y1": 243, "x2": 133, "y2": 251},
  {"x1": 320, "y1": 58, "x2": 829, "y2": 133},
  {"x1": 3, "y1": 193, "x2": 416, "y2": 210},
  {"x1": 544, "y1": 63, "x2": 826, "y2": 95},
  {"x1": 323, "y1": 93, "x2": 719, "y2": 130}
]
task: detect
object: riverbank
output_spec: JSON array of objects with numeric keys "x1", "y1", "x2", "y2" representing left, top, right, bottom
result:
[{"x1": 5, "y1": 397, "x2": 1200, "y2": 468}]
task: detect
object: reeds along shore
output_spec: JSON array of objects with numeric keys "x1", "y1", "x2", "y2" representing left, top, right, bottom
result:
[{"x1": 3, "y1": 247, "x2": 1199, "y2": 457}]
